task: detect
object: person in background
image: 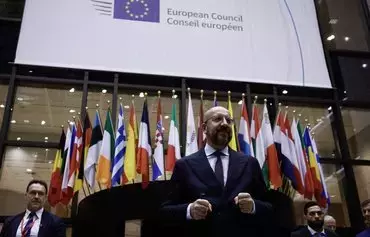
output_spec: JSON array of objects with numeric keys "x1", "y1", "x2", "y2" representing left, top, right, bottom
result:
[
  {"x1": 0, "y1": 179, "x2": 66, "y2": 237},
  {"x1": 357, "y1": 199, "x2": 370, "y2": 237},
  {"x1": 291, "y1": 201, "x2": 337, "y2": 237},
  {"x1": 160, "y1": 106, "x2": 273, "y2": 237},
  {"x1": 324, "y1": 215, "x2": 337, "y2": 232}
]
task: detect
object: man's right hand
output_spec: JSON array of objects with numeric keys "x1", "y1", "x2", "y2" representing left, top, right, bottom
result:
[{"x1": 189, "y1": 199, "x2": 212, "y2": 220}]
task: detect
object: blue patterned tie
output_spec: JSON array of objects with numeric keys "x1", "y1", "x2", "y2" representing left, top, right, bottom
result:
[
  {"x1": 213, "y1": 151, "x2": 224, "y2": 186},
  {"x1": 22, "y1": 212, "x2": 36, "y2": 237}
]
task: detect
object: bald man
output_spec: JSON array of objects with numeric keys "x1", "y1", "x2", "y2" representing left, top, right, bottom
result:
[
  {"x1": 161, "y1": 106, "x2": 272, "y2": 237},
  {"x1": 324, "y1": 215, "x2": 337, "y2": 232}
]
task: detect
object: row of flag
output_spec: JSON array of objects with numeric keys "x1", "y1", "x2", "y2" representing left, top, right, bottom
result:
[{"x1": 47, "y1": 90, "x2": 329, "y2": 208}]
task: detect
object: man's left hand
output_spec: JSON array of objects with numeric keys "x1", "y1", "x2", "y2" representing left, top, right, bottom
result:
[{"x1": 234, "y1": 193, "x2": 254, "y2": 214}]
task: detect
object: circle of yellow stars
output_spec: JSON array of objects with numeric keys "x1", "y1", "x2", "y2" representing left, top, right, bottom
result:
[{"x1": 125, "y1": 0, "x2": 149, "y2": 19}]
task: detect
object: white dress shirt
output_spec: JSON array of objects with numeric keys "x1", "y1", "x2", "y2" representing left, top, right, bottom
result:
[
  {"x1": 16, "y1": 208, "x2": 44, "y2": 237},
  {"x1": 307, "y1": 225, "x2": 326, "y2": 236},
  {"x1": 204, "y1": 144, "x2": 229, "y2": 185}
]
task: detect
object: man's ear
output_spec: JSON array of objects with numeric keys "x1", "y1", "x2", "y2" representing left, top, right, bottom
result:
[{"x1": 202, "y1": 123, "x2": 207, "y2": 133}]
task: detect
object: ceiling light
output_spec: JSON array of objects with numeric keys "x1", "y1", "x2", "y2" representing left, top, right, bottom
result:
[
  {"x1": 48, "y1": 161, "x2": 53, "y2": 164},
  {"x1": 17, "y1": 137, "x2": 21, "y2": 141},
  {"x1": 164, "y1": 115, "x2": 169, "y2": 119},
  {"x1": 96, "y1": 103, "x2": 99, "y2": 107},
  {"x1": 329, "y1": 19, "x2": 338, "y2": 24},
  {"x1": 33, "y1": 154, "x2": 38, "y2": 158},
  {"x1": 102, "y1": 89, "x2": 107, "y2": 94},
  {"x1": 24, "y1": 120, "x2": 30, "y2": 123},
  {"x1": 26, "y1": 168, "x2": 33, "y2": 173},
  {"x1": 282, "y1": 90, "x2": 288, "y2": 94},
  {"x1": 305, "y1": 118, "x2": 308, "y2": 122},
  {"x1": 17, "y1": 97, "x2": 24, "y2": 101},
  {"x1": 45, "y1": 149, "x2": 49, "y2": 151},
  {"x1": 69, "y1": 121, "x2": 74, "y2": 125},
  {"x1": 328, "y1": 106, "x2": 332, "y2": 111},
  {"x1": 69, "y1": 88, "x2": 75, "y2": 93},
  {"x1": 41, "y1": 120, "x2": 46, "y2": 125},
  {"x1": 0, "y1": 104, "x2": 4, "y2": 108},
  {"x1": 139, "y1": 92, "x2": 144, "y2": 98},
  {"x1": 238, "y1": 100, "x2": 243, "y2": 105},
  {"x1": 11, "y1": 120, "x2": 16, "y2": 124},
  {"x1": 44, "y1": 140, "x2": 48, "y2": 143},
  {"x1": 326, "y1": 34, "x2": 335, "y2": 41},
  {"x1": 124, "y1": 105, "x2": 130, "y2": 109},
  {"x1": 119, "y1": 97, "x2": 122, "y2": 100},
  {"x1": 44, "y1": 137, "x2": 48, "y2": 140},
  {"x1": 292, "y1": 110, "x2": 296, "y2": 113},
  {"x1": 29, "y1": 70, "x2": 33, "y2": 73},
  {"x1": 344, "y1": 36, "x2": 350, "y2": 42},
  {"x1": 172, "y1": 95, "x2": 178, "y2": 99},
  {"x1": 362, "y1": 63, "x2": 367, "y2": 68},
  {"x1": 69, "y1": 109, "x2": 76, "y2": 113},
  {"x1": 298, "y1": 114, "x2": 302, "y2": 117}
]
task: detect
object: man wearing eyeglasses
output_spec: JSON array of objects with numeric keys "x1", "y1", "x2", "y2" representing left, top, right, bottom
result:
[
  {"x1": 161, "y1": 106, "x2": 272, "y2": 237},
  {"x1": 291, "y1": 201, "x2": 337, "y2": 237},
  {"x1": 0, "y1": 180, "x2": 65, "y2": 237}
]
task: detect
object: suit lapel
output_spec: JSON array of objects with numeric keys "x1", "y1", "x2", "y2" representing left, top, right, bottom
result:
[
  {"x1": 224, "y1": 150, "x2": 248, "y2": 193},
  {"x1": 12, "y1": 213, "x2": 24, "y2": 237},
  {"x1": 38, "y1": 211, "x2": 48, "y2": 237},
  {"x1": 186, "y1": 149, "x2": 221, "y2": 188},
  {"x1": 302, "y1": 227, "x2": 312, "y2": 237}
]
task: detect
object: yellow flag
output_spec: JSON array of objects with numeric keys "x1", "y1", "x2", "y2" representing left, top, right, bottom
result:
[
  {"x1": 124, "y1": 100, "x2": 138, "y2": 182},
  {"x1": 227, "y1": 92, "x2": 238, "y2": 150}
]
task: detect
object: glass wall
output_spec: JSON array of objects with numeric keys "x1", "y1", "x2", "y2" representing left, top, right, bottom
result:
[
  {"x1": 353, "y1": 165, "x2": 370, "y2": 203},
  {"x1": 0, "y1": 147, "x2": 57, "y2": 215},
  {"x1": 294, "y1": 164, "x2": 350, "y2": 227},
  {"x1": 9, "y1": 84, "x2": 83, "y2": 142},
  {"x1": 284, "y1": 104, "x2": 337, "y2": 158},
  {"x1": 342, "y1": 108, "x2": 370, "y2": 160},
  {"x1": 0, "y1": 84, "x2": 8, "y2": 125},
  {"x1": 0, "y1": 71, "x2": 368, "y2": 233},
  {"x1": 316, "y1": 0, "x2": 369, "y2": 51}
]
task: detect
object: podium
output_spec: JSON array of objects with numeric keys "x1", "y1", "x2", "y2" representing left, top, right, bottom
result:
[{"x1": 75, "y1": 181, "x2": 295, "y2": 237}]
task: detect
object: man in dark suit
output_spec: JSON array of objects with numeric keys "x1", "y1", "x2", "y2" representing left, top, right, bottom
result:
[
  {"x1": 291, "y1": 201, "x2": 337, "y2": 237},
  {"x1": 161, "y1": 106, "x2": 273, "y2": 237},
  {"x1": 356, "y1": 199, "x2": 370, "y2": 237},
  {"x1": 0, "y1": 179, "x2": 66, "y2": 237}
]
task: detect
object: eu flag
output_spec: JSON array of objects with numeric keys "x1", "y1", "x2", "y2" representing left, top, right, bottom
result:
[{"x1": 114, "y1": 0, "x2": 160, "y2": 23}]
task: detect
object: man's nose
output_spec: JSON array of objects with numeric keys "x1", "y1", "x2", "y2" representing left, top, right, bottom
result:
[
  {"x1": 221, "y1": 117, "x2": 228, "y2": 125},
  {"x1": 35, "y1": 193, "x2": 39, "y2": 198}
]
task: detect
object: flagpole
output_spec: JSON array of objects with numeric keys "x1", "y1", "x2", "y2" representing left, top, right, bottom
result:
[
  {"x1": 84, "y1": 177, "x2": 92, "y2": 195},
  {"x1": 95, "y1": 104, "x2": 103, "y2": 192},
  {"x1": 159, "y1": 90, "x2": 167, "y2": 181},
  {"x1": 82, "y1": 107, "x2": 92, "y2": 196}
]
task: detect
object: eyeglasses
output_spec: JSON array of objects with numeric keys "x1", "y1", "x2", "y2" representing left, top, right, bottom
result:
[{"x1": 205, "y1": 115, "x2": 234, "y2": 125}]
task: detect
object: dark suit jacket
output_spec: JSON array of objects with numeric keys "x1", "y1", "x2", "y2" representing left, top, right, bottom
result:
[
  {"x1": 0, "y1": 210, "x2": 66, "y2": 237},
  {"x1": 160, "y1": 148, "x2": 273, "y2": 237},
  {"x1": 291, "y1": 226, "x2": 338, "y2": 237}
]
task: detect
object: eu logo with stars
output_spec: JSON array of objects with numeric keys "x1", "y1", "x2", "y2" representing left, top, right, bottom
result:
[{"x1": 114, "y1": 0, "x2": 160, "y2": 23}]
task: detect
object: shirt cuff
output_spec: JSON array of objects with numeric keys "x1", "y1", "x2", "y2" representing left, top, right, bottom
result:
[
  {"x1": 251, "y1": 200, "x2": 256, "y2": 214},
  {"x1": 186, "y1": 203, "x2": 192, "y2": 220}
]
